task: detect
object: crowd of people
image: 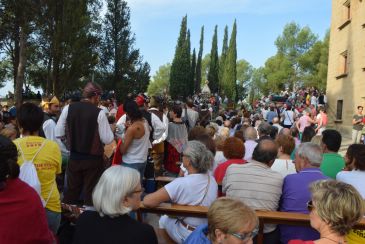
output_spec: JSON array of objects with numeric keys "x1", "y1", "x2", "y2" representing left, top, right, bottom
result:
[{"x1": 0, "y1": 82, "x2": 365, "y2": 244}]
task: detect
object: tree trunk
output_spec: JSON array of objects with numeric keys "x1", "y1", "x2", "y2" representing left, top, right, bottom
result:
[
  {"x1": 15, "y1": 25, "x2": 27, "y2": 108},
  {"x1": 12, "y1": 22, "x2": 20, "y2": 91}
]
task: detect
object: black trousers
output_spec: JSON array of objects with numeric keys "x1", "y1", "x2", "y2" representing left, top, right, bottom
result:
[
  {"x1": 63, "y1": 157, "x2": 104, "y2": 206},
  {"x1": 253, "y1": 227, "x2": 281, "y2": 244}
]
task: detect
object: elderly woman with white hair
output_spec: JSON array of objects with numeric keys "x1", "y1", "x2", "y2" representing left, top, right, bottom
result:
[
  {"x1": 72, "y1": 166, "x2": 157, "y2": 244},
  {"x1": 144, "y1": 140, "x2": 218, "y2": 243}
]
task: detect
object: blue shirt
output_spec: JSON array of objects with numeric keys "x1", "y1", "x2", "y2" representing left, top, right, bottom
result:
[
  {"x1": 266, "y1": 111, "x2": 277, "y2": 124},
  {"x1": 279, "y1": 168, "x2": 328, "y2": 244},
  {"x1": 184, "y1": 224, "x2": 211, "y2": 244}
]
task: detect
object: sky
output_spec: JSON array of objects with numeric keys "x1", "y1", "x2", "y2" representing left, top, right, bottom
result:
[
  {"x1": 127, "y1": 0, "x2": 332, "y2": 76},
  {"x1": 0, "y1": 0, "x2": 332, "y2": 96}
]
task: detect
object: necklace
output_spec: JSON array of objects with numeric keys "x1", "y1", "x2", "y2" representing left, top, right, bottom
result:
[{"x1": 321, "y1": 236, "x2": 346, "y2": 244}]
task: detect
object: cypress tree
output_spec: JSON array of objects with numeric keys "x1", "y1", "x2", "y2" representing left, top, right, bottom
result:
[
  {"x1": 219, "y1": 25, "x2": 229, "y2": 94},
  {"x1": 169, "y1": 15, "x2": 191, "y2": 99},
  {"x1": 208, "y1": 25, "x2": 219, "y2": 94},
  {"x1": 195, "y1": 26, "x2": 204, "y2": 94},
  {"x1": 191, "y1": 48, "x2": 196, "y2": 96},
  {"x1": 185, "y1": 29, "x2": 192, "y2": 96},
  {"x1": 222, "y1": 20, "x2": 237, "y2": 101}
]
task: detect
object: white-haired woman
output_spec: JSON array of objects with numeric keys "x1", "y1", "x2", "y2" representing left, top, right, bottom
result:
[
  {"x1": 144, "y1": 140, "x2": 218, "y2": 243},
  {"x1": 72, "y1": 166, "x2": 157, "y2": 244}
]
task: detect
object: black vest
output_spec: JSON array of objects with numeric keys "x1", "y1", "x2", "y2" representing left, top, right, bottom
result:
[{"x1": 66, "y1": 102, "x2": 103, "y2": 159}]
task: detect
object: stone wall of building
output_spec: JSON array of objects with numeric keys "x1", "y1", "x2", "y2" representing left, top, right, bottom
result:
[{"x1": 327, "y1": 0, "x2": 365, "y2": 136}]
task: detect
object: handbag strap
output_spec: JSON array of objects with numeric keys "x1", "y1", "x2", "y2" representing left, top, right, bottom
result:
[
  {"x1": 197, "y1": 175, "x2": 210, "y2": 206},
  {"x1": 44, "y1": 181, "x2": 56, "y2": 207},
  {"x1": 176, "y1": 175, "x2": 211, "y2": 224},
  {"x1": 17, "y1": 140, "x2": 47, "y2": 163}
]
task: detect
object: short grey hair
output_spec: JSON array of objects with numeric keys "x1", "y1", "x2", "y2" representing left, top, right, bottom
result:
[
  {"x1": 92, "y1": 166, "x2": 140, "y2": 217},
  {"x1": 258, "y1": 122, "x2": 272, "y2": 135},
  {"x1": 297, "y1": 142, "x2": 323, "y2": 166},
  {"x1": 183, "y1": 140, "x2": 214, "y2": 173}
]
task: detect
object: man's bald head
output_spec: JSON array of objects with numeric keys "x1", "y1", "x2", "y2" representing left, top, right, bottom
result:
[
  {"x1": 280, "y1": 128, "x2": 291, "y2": 136},
  {"x1": 244, "y1": 126, "x2": 258, "y2": 141},
  {"x1": 272, "y1": 117, "x2": 280, "y2": 124},
  {"x1": 252, "y1": 139, "x2": 278, "y2": 166}
]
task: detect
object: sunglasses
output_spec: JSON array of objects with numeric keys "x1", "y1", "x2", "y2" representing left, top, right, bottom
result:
[
  {"x1": 229, "y1": 228, "x2": 258, "y2": 241},
  {"x1": 307, "y1": 200, "x2": 314, "y2": 212}
]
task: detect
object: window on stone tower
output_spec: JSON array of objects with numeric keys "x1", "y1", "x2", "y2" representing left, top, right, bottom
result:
[
  {"x1": 340, "y1": 51, "x2": 348, "y2": 74},
  {"x1": 336, "y1": 100, "x2": 343, "y2": 120},
  {"x1": 344, "y1": 0, "x2": 351, "y2": 20}
]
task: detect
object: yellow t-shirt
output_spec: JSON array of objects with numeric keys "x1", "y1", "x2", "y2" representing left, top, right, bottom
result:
[
  {"x1": 346, "y1": 229, "x2": 365, "y2": 244},
  {"x1": 15, "y1": 136, "x2": 62, "y2": 213}
]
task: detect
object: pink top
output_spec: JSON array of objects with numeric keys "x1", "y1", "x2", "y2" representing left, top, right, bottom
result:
[{"x1": 298, "y1": 115, "x2": 311, "y2": 132}]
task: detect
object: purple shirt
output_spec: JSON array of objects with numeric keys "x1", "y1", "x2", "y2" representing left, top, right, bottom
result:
[{"x1": 279, "y1": 168, "x2": 328, "y2": 244}]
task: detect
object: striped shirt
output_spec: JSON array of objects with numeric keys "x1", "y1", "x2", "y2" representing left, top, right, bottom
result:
[{"x1": 223, "y1": 160, "x2": 283, "y2": 233}]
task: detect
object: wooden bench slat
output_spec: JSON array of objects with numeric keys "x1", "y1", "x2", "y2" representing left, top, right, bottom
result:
[{"x1": 138, "y1": 203, "x2": 365, "y2": 229}]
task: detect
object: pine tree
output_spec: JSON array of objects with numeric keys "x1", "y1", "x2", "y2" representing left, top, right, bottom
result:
[
  {"x1": 190, "y1": 48, "x2": 196, "y2": 96},
  {"x1": 195, "y1": 26, "x2": 204, "y2": 94},
  {"x1": 222, "y1": 20, "x2": 237, "y2": 101},
  {"x1": 219, "y1": 25, "x2": 228, "y2": 94},
  {"x1": 208, "y1": 25, "x2": 219, "y2": 94},
  {"x1": 169, "y1": 15, "x2": 191, "y2": 99},
  {"x1": 100, "y1": 0, "x2": 149, "y2": 98}
]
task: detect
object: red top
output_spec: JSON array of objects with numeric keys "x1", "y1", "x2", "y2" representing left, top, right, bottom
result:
[
  {"x1": 288, "y1": 240, "x2": 315, "y2": 244},
  {"x1": 0, "y1": 178, "x2": 54, "y2": 244},
  {"x1": 115, "y1": 104, "x2": 125, "y2": 122},
  {"x1": 214, "y1": 159, "x2": 246, "y2": 183}
]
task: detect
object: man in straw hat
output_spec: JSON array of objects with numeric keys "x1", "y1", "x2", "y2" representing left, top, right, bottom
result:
[
  {"x1": 55, "y1": 82, "x2": 114, "y2": 207},
  {"x1": 40, "y1": 96, "x2": 60, "y2": 140}
]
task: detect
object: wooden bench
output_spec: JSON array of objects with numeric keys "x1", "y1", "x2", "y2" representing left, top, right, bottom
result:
[{"x1": 137, "y1": 203, "x2": 365, "y2": 244}]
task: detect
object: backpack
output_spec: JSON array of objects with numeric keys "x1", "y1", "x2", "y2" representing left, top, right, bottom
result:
[{"x1": 17, "y1": 141, "x2": 54, "y2": 207}]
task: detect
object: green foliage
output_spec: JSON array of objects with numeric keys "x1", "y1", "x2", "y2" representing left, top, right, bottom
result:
[
  {"x1": 169, "y1": 15, "x2": 191, "y2": 99},
  {"x1": 250, "y1": 67, "x2": 268, "y2": 101},
  {"x1": 300, "y1": 30, "x2": 329, "y2": 90},
  {"x1": 208, "y1": 25, "x2": 219, "y2": 94},
  {"x1": 274, "y1": 22, "x2": 318, "y2": 89},
  {"x1": 191, "y1": 48, "x2": 196, "y2": 95},
  {"x1": 236, "y1": 59, "x2": 253, "y2": 99},
  {"x1": 195, "y1": 26, "x2": 204, "y2": 93},
  {"x1": 0, "y1": 0, "x2": 150, "y2": 99},
  {"x1": 99, "y1": 0, "x2": 149, "y2": 100},
  {"x1": 201, "y1": 54, "x2": 210, "y2": 85},
  {"x1": 219, "y1": 25, "x2": 228, "y2": 93},
  {"x1": 0, "y1": 59, "x2": 12, "y2": 88},
  {"x1": 222, "y1": 20, "x2": 237, "y2": 101},
  {"x1": 264, "y1": 53, "x2": 294, "y2": 92},
  {"x1": 147, "y1": 63, "x2": 171, "y2": 96}
]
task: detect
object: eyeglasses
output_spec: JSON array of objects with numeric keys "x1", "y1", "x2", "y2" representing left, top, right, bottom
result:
[
  {"x1": 307, "y1": 200, "x2": 314, "y2": 212},
  {"x1": 130, "y1": 187, "x2": 145, "y2": 195},
  {"x1": 229, "y1": 228, "x2": 258, "y2": 242}
]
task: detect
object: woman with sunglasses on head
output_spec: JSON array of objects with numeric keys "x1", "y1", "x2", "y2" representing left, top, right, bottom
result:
[
  {"x1": 72, "y1": 166, "x2": 157, "y2": 244},
  {"x1": 184, "y1": 197, "x2": 258, "y2": 244},
  {"x1": 289, "y1": 180, "x2": 364, "y2": 244}
]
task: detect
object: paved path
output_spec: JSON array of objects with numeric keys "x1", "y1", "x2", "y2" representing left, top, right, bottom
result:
[{"x1": 339, "y1": 136, "x2": 352, "y2": 156}]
